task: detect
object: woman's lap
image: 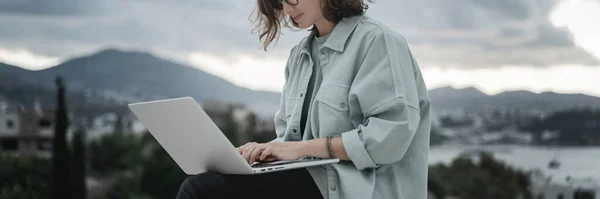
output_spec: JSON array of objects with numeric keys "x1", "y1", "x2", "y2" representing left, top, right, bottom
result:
[{"x1": 176, "y1": 168, "x2": 323, "y2": 199}]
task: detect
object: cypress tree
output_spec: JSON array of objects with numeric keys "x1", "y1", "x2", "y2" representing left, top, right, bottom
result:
[
  {"x1": 52, "y1": 76, "x2": 71, "y2": 199},
  {"x1": 71, "y1": 127, "x2": 86, "y2": 199}
]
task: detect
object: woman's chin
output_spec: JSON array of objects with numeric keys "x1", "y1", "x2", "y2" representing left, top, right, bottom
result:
[{"x1": 297, "y1": 23, "x2": 311, "y2": 29}]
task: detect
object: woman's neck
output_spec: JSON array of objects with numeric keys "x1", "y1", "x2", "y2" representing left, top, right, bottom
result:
[{"x1": 313, "y1": 18, "x2": 336, "y2": 37}]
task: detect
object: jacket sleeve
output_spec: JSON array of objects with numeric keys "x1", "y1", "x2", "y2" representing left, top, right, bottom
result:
[
  {"x1": 341, "y1": 29, "x2": 422, "y2": 170},
  {"x1": 271, "y1": 46, "x2": 297, "y2": 142}
]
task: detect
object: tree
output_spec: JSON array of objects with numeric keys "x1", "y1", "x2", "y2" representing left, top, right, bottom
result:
[
  {"x1": 139, "y1": 136, "x2": 187, "y2": 199},
  {"x1": 221, "y1": 109, "x2": 239, "y2": 146},
  {"x1": 52, "y1": 76, "x2": 71, "y2": 199},
  {"x1": 428, "y1": 152, "x2": 532, "y2": 199},
  {"x1": 0, "y1": 154, "x2": 51, "y2": 199},
  {"x1": 105, "y1": 172, "x2": 144, "y2": 199},
  {"x1": 113, "y1": 114, "x2": 123, "y2": 135},
  {"x1": 88, "y1": 113, "x2": 144, "y2": 175},
  {"x1": 88, "y1": 130, "x2": 143, "y2": 175},
  {"x1": 428, "y1": 164, "x2": 448, "y2": 199},
  {"x1": 71, "y1": 127, "x2": 87, "y2": 199}
]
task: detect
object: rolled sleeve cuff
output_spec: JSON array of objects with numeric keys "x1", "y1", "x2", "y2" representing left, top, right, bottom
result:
[{"x1": 341, "y1": 128, "x2": 378, "y2": 170}]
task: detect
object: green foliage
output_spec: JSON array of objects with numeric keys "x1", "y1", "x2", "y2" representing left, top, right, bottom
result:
[
  {"x1": 88, "y1": 131, "x2": 144, "y2": 175},
  {"x1": 104, "y1": 172, "x2": 142, "y2": 199},
  {"x1": 87, "y1": 131, "x2": 187, "y2": 199},
  {"x1": 220, "y1": 110, "x2": 239, "y2": 146},
  {"x1": 139, "y1": 137, "x2": 188, "y2": 199},
  {"x1": 0, "y1": 154, "x2": 52, "y2": 199},
  {"x1": 428, "y1": 152, "x2": 532, "y2": 199},
  {"x1": 427, "y1": 171, "x2": 447, "y2": 199}
]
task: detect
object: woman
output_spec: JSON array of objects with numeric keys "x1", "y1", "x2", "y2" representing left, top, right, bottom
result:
[{"x1": 176, "y1": 0, "x2": 432, "y2": 198}]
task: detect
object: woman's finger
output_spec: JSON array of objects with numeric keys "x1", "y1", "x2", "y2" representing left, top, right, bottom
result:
[
  {"x1": 242, "y1": 143, "x2": 257, "y2": 163},
  {"x1": 242, "y1": 145, "x2": 252, "y2": 162},
  {"x1": 260, "y1": 147, "x2": 272, "y2": 161},
  {"x1": 249, "y1": 144, "x2": 266, "y2": 164},
  {"x1": 237, "y1": 142, "x2": 251, "y2": 154}
]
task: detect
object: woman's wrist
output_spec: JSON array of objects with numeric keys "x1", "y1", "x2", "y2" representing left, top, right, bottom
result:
[
  {"x1": 301, "y1": 137, "x2": 349, "y2": 160},
  {"x1": 301, "y1": 138, "x2": 329, "y2": 158}
]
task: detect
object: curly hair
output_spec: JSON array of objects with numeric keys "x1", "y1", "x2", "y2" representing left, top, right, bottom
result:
[{"x1": 250, "y1": 0, "x2": 372, "y2": 51}]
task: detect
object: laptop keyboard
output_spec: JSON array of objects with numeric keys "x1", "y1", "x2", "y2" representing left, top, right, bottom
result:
[
  {"x1": 251, "y1": 160, "x2": 299, "y2": 168},
  {"x1": 251, "y1": 163, "x2": 277, "y2": 168}
]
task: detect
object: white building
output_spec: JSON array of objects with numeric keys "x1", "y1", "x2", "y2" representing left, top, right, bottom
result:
[{"x1": 0, "y1": 107, "x2": 56, "y2": 157}]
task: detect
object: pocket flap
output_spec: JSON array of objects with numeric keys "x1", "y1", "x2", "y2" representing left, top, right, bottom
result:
[{"x1": 316, "y1": 84, "x2": 350, "y2": 112}]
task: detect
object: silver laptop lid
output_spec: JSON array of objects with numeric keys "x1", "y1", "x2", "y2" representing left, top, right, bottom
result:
[{"x1": 128, "y1": 97, "x2": 254, "y2": 175}]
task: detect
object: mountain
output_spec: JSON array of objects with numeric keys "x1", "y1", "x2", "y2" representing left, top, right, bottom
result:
[
  {"x1": 0, "y1": 71, "x2": 46, "y2": 103},
  {"x1": 0, "y1": 70, "x2": 125, "y2": 118},
  {"x1": 0, "y1": 63, "x2": 35, "y2": 79},
  {"x1": 428, "y1": 86, "x2": 488, "y2": 111},
  {"x1": 0, "y1": 49, "x2": 281, "y2": 117},
  {"x1": 2, "y1": 49, "x2": 600, "y2": 118},
  {"x1": 429, "y1": 86, "x2": 600, "y2": 112}
]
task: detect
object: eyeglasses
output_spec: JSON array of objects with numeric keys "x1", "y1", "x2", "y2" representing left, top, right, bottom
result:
[
  {"x1": 274, "y1": 0, "x2": 298, "y2": 10},
  {"x1": 281, "y1": 0, "x2": 298, "y2": 6}
]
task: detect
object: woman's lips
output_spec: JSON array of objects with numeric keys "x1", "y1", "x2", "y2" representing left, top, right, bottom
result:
[{"x1": 293, "y1": 13, "x2": 303, "y2": 21}]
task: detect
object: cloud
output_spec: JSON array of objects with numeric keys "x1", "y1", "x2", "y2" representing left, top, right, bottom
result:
[
  {"x1": 0, "y1": 48, "x2": 61, "y2": 70},
  {"x1": 0, "y1": 0, "x2": 288, "y2": 59},
  {"x1": 551, "y1": 0, "x2": 600, "y2": 59},
  {"x1": 188, "y1": 52, "x2": 287, "y2": 91},
  {"x1": 367, "y1": 0, "x2": 599, "y2": 68},
  {"x1": 0, "y1": 0, "x2": 113, "y2": 16},
  {"x1": 0, "y1": 0, "x2": 598, "y2": 70}
]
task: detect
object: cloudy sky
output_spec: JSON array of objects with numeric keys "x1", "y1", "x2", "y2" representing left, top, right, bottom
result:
[{"x1": 1, "y1": 0, "x2": 599, "y2": 97}]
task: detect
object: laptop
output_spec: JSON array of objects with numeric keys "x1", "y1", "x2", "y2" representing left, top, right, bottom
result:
[{"x1": 128, "y1": 97, "x2": 339, "y2": 175}]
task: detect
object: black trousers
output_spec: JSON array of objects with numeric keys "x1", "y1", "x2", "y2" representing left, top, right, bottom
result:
[{"x1": 176, "y1": 168, "x2": 324, "y2": 199}]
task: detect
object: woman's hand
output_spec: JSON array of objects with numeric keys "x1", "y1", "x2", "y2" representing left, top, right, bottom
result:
[
  {"x1": 237, "y1": 141, "x2": 307, "y2": 164},
  {"x1": 237, "y1": 142, "x2": 273, "y2": 164},
  {"x1": 258, "y1": 141, "x2": 306, "y2": 162},
  {"x1": 237, "y1": 138, "x2": 350, "y2": 165}
]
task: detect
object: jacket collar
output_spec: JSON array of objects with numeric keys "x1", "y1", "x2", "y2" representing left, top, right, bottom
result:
[{"x1": 298, "y1": 14, "x2": 365, "y2": 56}]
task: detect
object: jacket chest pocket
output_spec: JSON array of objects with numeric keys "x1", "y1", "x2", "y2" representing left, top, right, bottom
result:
[{"x1": 315, "y1": 84, "x2": 353, "y2": 136}]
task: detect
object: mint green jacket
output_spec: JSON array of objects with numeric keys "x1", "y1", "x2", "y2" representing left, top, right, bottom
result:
[{"x1": 272, "y1": 14, "x2": 432, "y2": 199}]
